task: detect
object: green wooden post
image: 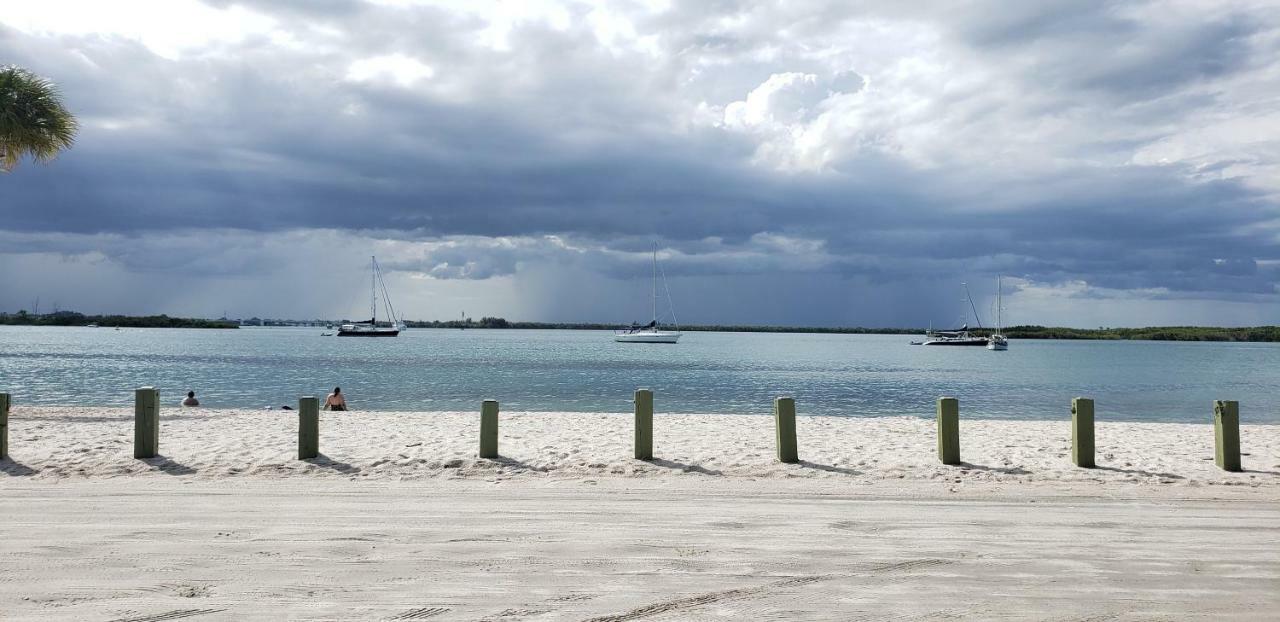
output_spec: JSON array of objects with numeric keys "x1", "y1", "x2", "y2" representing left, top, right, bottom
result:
[
  {"x1": 634, "y1": 388, "x2": 653, "y2": 460},
  {"x1": 936, "y1": 397, "x2": 960, "y2": 465},
  {"x1": 1213, "y1": 400, "x2": 1241, "y2": 472},
  {"x1": 774, "y1": 396, "x2": 798, "y2": 464},
  {"x1": 0, "y1": 393, "x2": 10, "y2": 460},
  {"x1": 134, "y1": 387, "x2": 159, "y2": 459},
  {"x1": 1071, "y1": 397, "x2": 1095, "y2": 468},
  {"x1": 298, "y1": 396, "x2": 319, "y2": 460},
  {"x1": 479, "y1": 399, "x2": 499, "y2": 458}
]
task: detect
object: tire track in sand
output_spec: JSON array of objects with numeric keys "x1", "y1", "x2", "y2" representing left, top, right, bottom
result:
[
  {"x1": 581, "y1": 558, "x2": 956, "y2": 621},
  {"x1": 386, "y1": 606, "x2": 451, "y2": 620},
  {"x1": 580, "y1": 575, "x2": 832, "y2": 622},
  {"x1": 107, "y1": 609, "x2": 226, "y2": 622}
]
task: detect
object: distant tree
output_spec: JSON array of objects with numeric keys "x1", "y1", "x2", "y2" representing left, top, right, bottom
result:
[{"x1": 0, "y1": 65, "x2": 78, "y2": 172}]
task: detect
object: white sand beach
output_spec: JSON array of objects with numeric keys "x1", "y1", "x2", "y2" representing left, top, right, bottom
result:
[
  {"x1": 2, "y1": 407, "x2": 1278, "y2": 486},
  {"x1": 2, "y1": 407, "x2": 1278, "y2": 620}
]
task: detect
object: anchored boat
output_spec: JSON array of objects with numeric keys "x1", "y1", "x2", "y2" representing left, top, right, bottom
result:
[
  {"x1": 615, "y1": 245, "x2": 681, "y2": 344},
  {"x1": 923, "y1": 325, "x2": 988, "y2": 346},
  {"x1": 338, "y1": 256, "x2": 405, "y2": 337},
  {"x1": 923, "y1": 282, "x2": 988, "y2": 346},
  {"x1": 987, "y1": 276, "x2": 1008, "y2": 351}
]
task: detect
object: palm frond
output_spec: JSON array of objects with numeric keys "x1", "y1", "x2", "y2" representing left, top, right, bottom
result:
[{"x1": 0, "y1": 65, "x2": 79, "y2": 172}]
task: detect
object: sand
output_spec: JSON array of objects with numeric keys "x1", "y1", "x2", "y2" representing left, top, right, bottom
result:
[
  {"x1": 1, "y1": 407, "x2": 1278, "y2": 620},
  {"x1": 2, "y1": 407, "x2": 1277, "y2": 485}
]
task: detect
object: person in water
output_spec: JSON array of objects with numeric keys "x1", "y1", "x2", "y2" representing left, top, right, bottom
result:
[
  {"x1": 324, "y1": 387, "x2": 348, "y2": 411},
  {"x1": 181, "y1": 391, "x2": 199, "y2": 407}
]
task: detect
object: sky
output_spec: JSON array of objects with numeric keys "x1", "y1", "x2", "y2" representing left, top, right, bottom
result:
[{"x1": 2, "y1": 0, "x2": 1279, "y2": 328}]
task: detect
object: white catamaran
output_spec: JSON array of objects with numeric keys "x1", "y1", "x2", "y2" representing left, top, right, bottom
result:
[
  {"x1": 987, "y1": 276, "x2": 1008, "y2": 351},
  {"x1": 615, "y1": 245, "x2": 681, "y2": 343},
  {"x1": 338, "y1": 256, "x2": 406, "y2": 337}
]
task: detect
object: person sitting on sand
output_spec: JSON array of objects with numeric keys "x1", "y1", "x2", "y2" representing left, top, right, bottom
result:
[
  {"x1": 181, "y1": 391, "x2": 199, "y2": 407},
  {"x1": 324, "y1": 387, "x2": 347, "y2": 411}
]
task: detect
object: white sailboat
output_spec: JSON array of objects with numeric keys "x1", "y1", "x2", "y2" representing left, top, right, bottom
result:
[
  {"x1": 987, "y1": 276, "x2": 1008, "y2": 350},
  {"x1": 338, "y1": 256, "x2": 406, "y2": 337},
  {"x1": 615, "y1": 245, "x2": 681, "y2": 343}
]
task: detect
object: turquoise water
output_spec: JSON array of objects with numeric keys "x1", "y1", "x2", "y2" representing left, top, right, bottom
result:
[{"x1": 1, "y1": 326, "x2": 1277, "y2": 423}]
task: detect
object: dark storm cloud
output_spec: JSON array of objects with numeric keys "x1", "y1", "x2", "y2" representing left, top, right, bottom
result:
[{"x1": 2, "y1": 0, "x2": 1279, "y2": 321}]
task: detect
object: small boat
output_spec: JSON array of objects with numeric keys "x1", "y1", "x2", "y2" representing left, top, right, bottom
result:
[
  {"x1": 338, "y1": 256, "x2": 405, "y2": 337},
  {"x1": 615, "y1": 245, "x2": 681, "y2": 344},
  {"x1": 320, "y1": 332, "x2": 334, "y2": 336},
  {"x1": 922, "y1": 283, "x2": 989, "y2": 346},
  {"x1": 86, "y1": 323, "x2": 99, "y2": 328},
  {"x1": 988, "y1": 276, "x2": 1008, "y2": 351}
]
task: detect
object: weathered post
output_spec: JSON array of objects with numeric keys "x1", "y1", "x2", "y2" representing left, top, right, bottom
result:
[
  {"x1": 298, "y1": 396, "x2": 319, "y2": 460},
  {"x1": 634, "y1": 388, "x2": 653, "y2": 460},
  {"x1": 134, "y1": 387, "x2": 159, "y2": 459},
  {"x1": 1071, "y1": 397, "x2": 1095, "y2": 468},
  {"x1": 479, "y1": 399, "x2": 499, "y2": 458},
  {"x1": 1213, "y1": 400, "x2": 1241, "y2": 472},
  {"x1": 774, "y1": 396, "x2": 798, "y2": 464},
  {"x1": 0, "y1": 393, "x2": 10, "y2": 460},
  {"x1": 936, "y1": 397, "x2": 960, "y2": 465}
]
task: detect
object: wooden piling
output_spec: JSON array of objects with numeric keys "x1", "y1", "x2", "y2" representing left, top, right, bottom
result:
[
  {"x1": 936, "y1": 397, "x2": 960, "y2": 465},
  {"x1": 0, "y1": 393, "x2": 9, "y2": 460},
  {"x1": 634, "y1": 388, "x2": 653, "y2": 460},
  {"x1": 479, "y1": 399, "x2": 499, "y2": 458},
  {"x1": 134, "y1": 387, "x2": 159, "y2": 459},
  {"x1": 1213, "y1": 400, "x2": 1241, "y2": 472},
  {"x1": 1071, "y1": 397, "x2": 1095, "y2": 468},
  {"x1": 774, "y1": 396, "x2": 798, "y2": 464},
  {"x1": 298, "y1": 396, "x2": 319, "y2": 460}
]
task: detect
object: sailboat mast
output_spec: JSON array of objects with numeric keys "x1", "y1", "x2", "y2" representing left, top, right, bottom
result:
[
  {"x1": 996, "y1": 276, "x2": 1002, "y2": 332},
  {"x1": 370, "y1": 256, "x2": 377, "y2": 323},
  {"x1": 652, "y1": 245, "x2": 658, "y2": 327},
  {"x1": 964, "y1": 282, "x2": 983, "y2": 329}
]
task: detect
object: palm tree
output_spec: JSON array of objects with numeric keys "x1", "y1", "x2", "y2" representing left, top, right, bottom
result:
[{"x1": 0, "y1": 65, "x2": 78, "y2": 172}]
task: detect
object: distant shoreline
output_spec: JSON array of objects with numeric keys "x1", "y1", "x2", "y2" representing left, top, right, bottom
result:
[
  {"x1": 3, "y1": 313, "x2": 1279, "y2": 341},
  {"x1": 0, "y1": 313, "x2": 238, "y2": 329}
]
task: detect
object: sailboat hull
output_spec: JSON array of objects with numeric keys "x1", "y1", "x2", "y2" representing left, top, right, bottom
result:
[
  {"x1": 923, "y1": 338, "x2": 988, "y2": 346},
  {"x1": 337, "y1": 322, "x2": 401, "y2": 337},
  {"x1": 337, "y1": 329, "x2": 400, "y2": 337},
  {"x1": 614, "y1": 331, "x2": 681, "y2": 343}
]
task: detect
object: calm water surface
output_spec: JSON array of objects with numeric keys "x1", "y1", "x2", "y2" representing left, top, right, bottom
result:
[{"x1": 1, "y1": 326, "x2": 1277, "y2": 423}]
